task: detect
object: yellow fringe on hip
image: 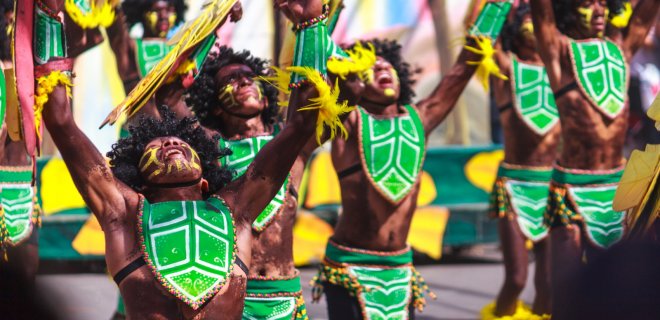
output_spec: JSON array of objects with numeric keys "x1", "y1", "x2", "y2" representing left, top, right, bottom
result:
[
  {"x1": 465, "y1": 36, "x2": 507, "y2": 91},
  {"x1": 288, "y1": 66, "x2": 354, "y2": 144},
  {"x1": 327, "y1": 42, "x2": 376, "y2": 81},
  {"x1": 65, "y1": 0, "x2": 116, "y2": 29},
  {"x1": 609, "y1": 2, "x2": 632, "y2": 29},
  {"x1": 480, "y1": 301, "x2": 532, "y2": 320},
  {"x1": 34, "y1": 71, "x2": 73, "y2": 142}
]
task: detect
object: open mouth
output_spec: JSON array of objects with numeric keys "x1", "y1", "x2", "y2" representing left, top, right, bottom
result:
[
  {"x1": 162, "y1": 146, "x2": 187, "y2": 161},
  {"x1": 376, "y1": 73, "x2": 393, "y2": 86}
]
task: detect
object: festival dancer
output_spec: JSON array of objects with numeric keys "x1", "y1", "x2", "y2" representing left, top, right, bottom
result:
[
  {"x1": 39, "y1": 51, "x2": 324, "y2": 320},
  {"x1": 183, "y1": 46, "x2": 314, "y2": 319},
  {"x1": 530, "y1": 0, "x2": 660, "y2": 317},
  {"x1": 309, "y1": 16, "x2": 491, "y2": 320},
  {"x1": 480, "y1": 2, "x2": 557, "y2": 319},
  {"x1": 0, "y1": 0, "x2": 41, "y2": 286},
  {"x1": 175, "y1": 2, "x2": 362, "y2": 317}
]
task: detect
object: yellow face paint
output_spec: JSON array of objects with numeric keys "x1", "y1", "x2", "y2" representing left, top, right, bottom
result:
[
  {"x1": 384, "y1": 68, "x2": 400, "y2": 97},
  {"x1": 140, "y1": 147, "x2": 163, "y2": 174},
  {"x1": 363, "y1": 68, "x2": 375, "y2": 84},
  {"x1": 144, "y1": 11, "x2": 159, "y2": 36},
  {"x1": 168, "y1": 13, "x2": 177, "y2": 30},
  {"x1": 218, "y1": 84, "x2": 238, "y2": 107},
  {"x1": 520, "y1": 21, "x2": 534, "y2": 36},
  {"x1": 577, "y1": 7, "x2": 594, "y2": 31}
]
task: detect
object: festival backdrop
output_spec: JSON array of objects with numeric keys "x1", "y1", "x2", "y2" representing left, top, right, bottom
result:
[{"x1": 38, "y1": 0, "x2": 497, "y2": 264}]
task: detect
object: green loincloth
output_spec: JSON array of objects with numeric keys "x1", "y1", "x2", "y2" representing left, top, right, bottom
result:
[
  {"x1": 313, "y1": 241, "x2": 434, "y2": 320},
  {"x1": 0, "y1": 166, "x2": 40, "y2": 249},
  {"x1": 489, "y1": 163, "x2": 553, "y2": 242},
  {"x1": 544, "y1": 164, "x2": 626, "y2": 248},
  {"x1": 243, "y1": 274, "x2": 308, "y2": 320}
]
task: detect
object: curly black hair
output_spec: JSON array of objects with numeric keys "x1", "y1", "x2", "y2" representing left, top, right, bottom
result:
[
  {"x1": 349, "y1": 39, "x2": 417, "y2": 106},
  {"x1": 122, "y1": 0, "x2": 186, "y2": 29},
  {"x1": 0, "y1": 0, "x2": 13, "y2": 61},
  {"x1": 107, "y1": 106, "x2": 233, "y2": 196},
  {"x1": 501, "y1": 2, "x2": 531, "y2": 53},
  {"x1": 553, "y1": 0, "x2": 626, "y2": 35},
  {"x1": 185, "y1": 45, "x2": 280, "y2": 130}
]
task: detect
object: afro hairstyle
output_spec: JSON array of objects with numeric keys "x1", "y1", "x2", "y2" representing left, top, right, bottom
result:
[
  {"x1": 553, "y1": 0, "x2": 626, "y2": 35},
  {"x1": 500, "y1": 2, "x2": 531, "y2": 53},
  {"x1": 349, "y1": 39, "x2": 417, "y2": 106},
  {"x1": 121, "y1": 0, "x2": 186, "y2": 29},
  {"x1": 107, "y1": 106, "x2": 233, "y2": 196},
  {"x1": 185, "y1": 45, "x2": 280, "y2": 130},
  {"x1": 0, "y1": 0, "x2": 13, "y2": 61}
]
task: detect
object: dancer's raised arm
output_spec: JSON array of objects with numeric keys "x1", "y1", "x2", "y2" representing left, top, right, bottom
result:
[
  {"x1": 622, "y1": 0, "x2": 660, "y2": 59},
  {"x1": 530, "y1": 0, "x2": 563, "y2": 86},
  {"x1": 43, "y1": 83, "x2": 137, "y2": 224}
]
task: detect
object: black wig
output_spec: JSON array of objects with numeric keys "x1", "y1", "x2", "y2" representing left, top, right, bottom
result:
[
  {"x1": 350, "y1": 39, "x2": 417, "y2": 106},
  {"x1": 553, "y1": 0, "x2": 626, "y2": 35},
  {"x1": 121, "y1": 0, "x2": 186, "y2": 28},
  {"x1": 107, "y1": 106, "x2": 233, "y2": 195},
  {"x1": 185, "y1": 45, "x2": 280, "y2": 130},
  {"x1": 500, "y1": 2, "x2": 531, "y2": 53}
]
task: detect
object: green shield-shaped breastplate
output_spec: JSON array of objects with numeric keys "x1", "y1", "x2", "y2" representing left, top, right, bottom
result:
[
  {"x1": 468, "y1": 0, "x2": 513, "y2": 39},
  {"x1": 511, "y1": 56, "x2": 559, "y2": 135},
  {"x1": 569, "y1": 39, "x2": 627, "y2": 119},
  {"x1": 135, "y1": 38, "x2": 173, "y2": 77},
  {"x1": 219, "y1": 134, "x2": 290, "y2": 232},
  {"x1": 358, "y1": 105, "x2": 426, "y2": 203},
  {"x1": 34, "y1": 7, "x2": 66, "y2": 64},
  {"x1": 0, "y1": 167, "x2": 35, "y2": 245},
  {"x1": 139, "y1": 196, "x2": 236, "y2": 309}
]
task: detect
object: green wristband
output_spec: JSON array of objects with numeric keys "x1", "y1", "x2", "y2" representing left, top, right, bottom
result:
[{"x1": 468, "y1": 0, "x2": 513, "y2": 40}]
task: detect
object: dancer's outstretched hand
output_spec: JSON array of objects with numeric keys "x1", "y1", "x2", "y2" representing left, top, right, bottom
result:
[
  {"x1": 229, "y1": 2, "x2": 243, "y2": 22},
  {"x1": 275, "y1": 0, "x2": 324, "y2": 24}
]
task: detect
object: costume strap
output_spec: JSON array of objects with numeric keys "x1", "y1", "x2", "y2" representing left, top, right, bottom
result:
[
  {"x1": 246, "y1": 275, "x2": 302, "y2": 296},
  {"x1": 324, "y1": 240, "x2": 412, "y2": 266},
  {"x1": 552, "y1": 164, "x2": 624, "y2": 186},
  {"x1": 497, "y1": 163, "x2": 553, "y2": 182}
]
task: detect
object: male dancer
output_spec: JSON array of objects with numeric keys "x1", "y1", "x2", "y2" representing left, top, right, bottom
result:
[
  {"x1": 40, "y1": 34, "x2": 326, "y2": 320},
  {"x1": 312, "y1": 20, "x2": 487, "y2": 320},
  {"x1": 483, "y1": 2, "x2": 557, "y2": 319},
  {"x1": 530, "y1": 0, "x2": 660, "y2": 317},
  {"x1": 177, "y1": 45, "x2": 314, "y2": 319}
]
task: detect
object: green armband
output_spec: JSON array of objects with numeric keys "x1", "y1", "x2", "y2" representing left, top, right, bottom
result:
[
  {"x1": 468, "y1": 0, "x2": 513, "y2": 40},
  {"x1": 33, "y1": 4, "x2": 67, "y2": 65},
  {"x1": 290, "y1": 22, "x2": 331, "y2": 86}
]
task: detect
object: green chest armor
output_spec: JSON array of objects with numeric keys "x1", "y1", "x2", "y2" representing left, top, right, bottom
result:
[
  {"x1": 0, "y1": 167, "x2": 36, "y2": 246},
  {"x1": 218, "y1": 133, "x2": 291, "y2": 232},
  {"x1": 139, "y1": 196, "x2": 236, "y2": 309},
  {"x1": 569, "y1": 39, "x2": 628, "y2": 119},
  {"x1": 135, "y1": 38, "x2": 173, "y2": 77},
  {"x1": 510, "y1": 56, "x2": 559, "y2": 135},
  {"x1": 358, "y1": 105, "x2": 426, "y2": 203}
]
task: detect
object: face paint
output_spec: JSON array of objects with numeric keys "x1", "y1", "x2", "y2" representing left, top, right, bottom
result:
[
  {"x1": 520, "y1": 21, "x2": 534, "y2": 36},
  {"x1": 218, "y1": 84, "x2": 239, "y2": 108},
  {"x1": 577, "y1": 7, "x2": 594, "y2": 31},
  {"x1": 383, "y1": 68, "x2": 400, "y2": 97},
  {"x1": 363, "y1": 68, "x2": 375, "y2": 84},
  {"x1": 140, "y1": 147, "x2": 164, "y2": 179},
  {"x1": 168, "y1": 13, "x2": 177, "y2": 30},
  {"x1": 144, "y1": 11, "x2": 159, "y2": 36}
]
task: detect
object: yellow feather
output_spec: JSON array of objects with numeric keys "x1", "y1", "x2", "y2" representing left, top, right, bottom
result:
[
  {"x1": 327, "y1": 42, "x2": 376, "y2": 80},
  {"x1": 464, "y1": 36, "x2": 508, "y2": 91},
  {"x1": 610, "y1": 2, "x2": 633, "y2": 29},
  {"x1": 287, "y1": 66, "x2": 355, "y2": 144},
  {"x1": 260, "y1": 66, "x2": 292, "y2": 108}
]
